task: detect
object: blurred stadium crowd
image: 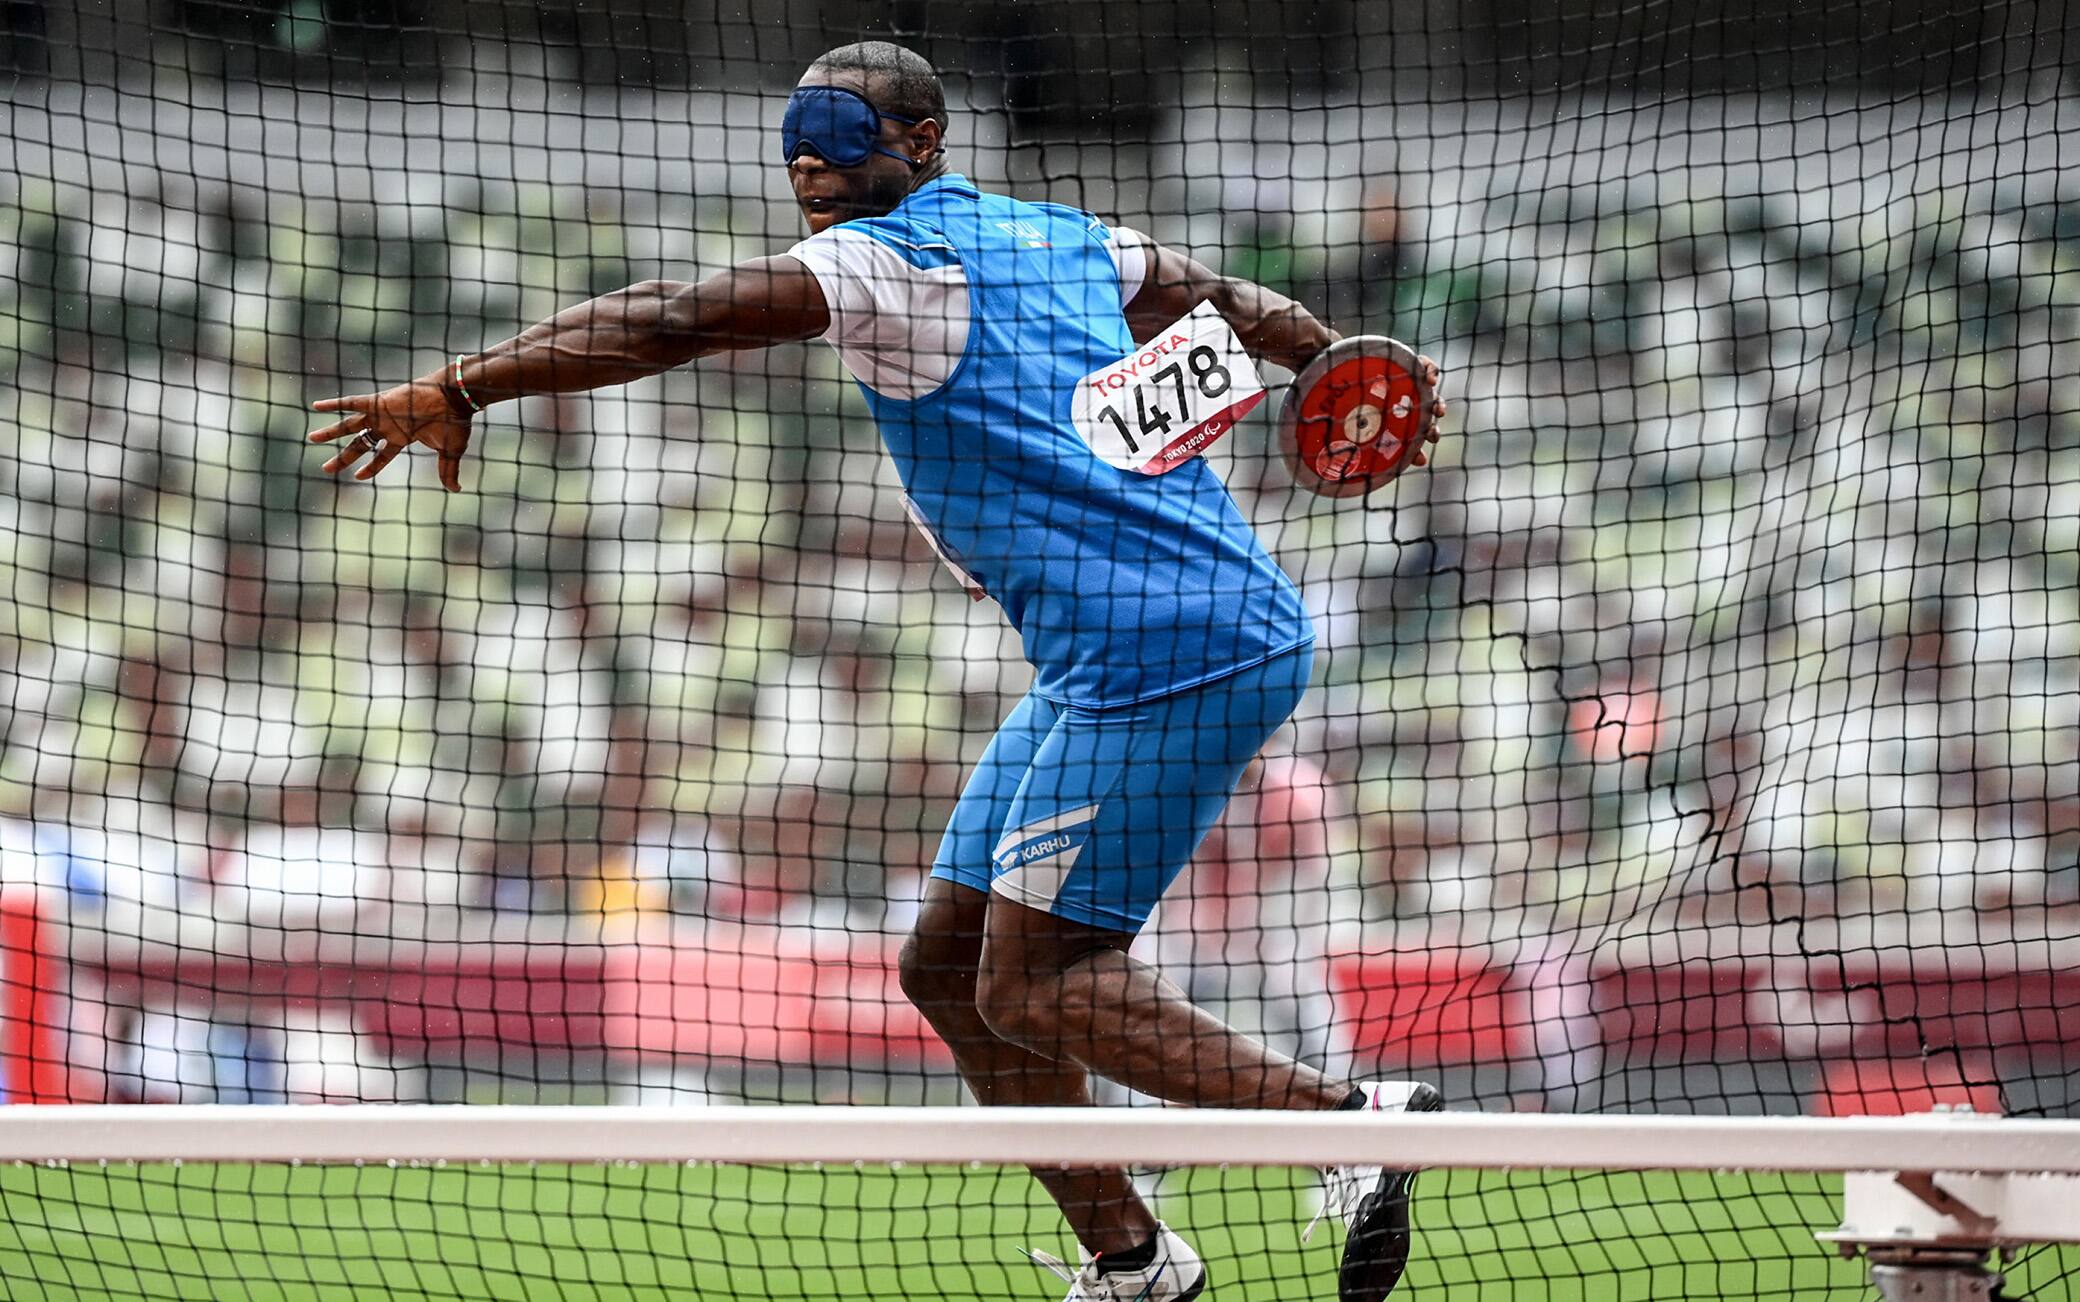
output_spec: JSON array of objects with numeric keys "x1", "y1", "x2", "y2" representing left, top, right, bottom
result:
[{"x1": 0, "y1": 65, "x2": 2076, "y2": 992}]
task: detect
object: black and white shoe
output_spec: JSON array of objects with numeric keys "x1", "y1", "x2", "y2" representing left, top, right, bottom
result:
[
  {"x1": 1316, "y1": 1080, "x2": 1444, "y2": 1302},
  {"x1": 1024, "y1": 1222, "x2": 1207, "y2": 1302}
]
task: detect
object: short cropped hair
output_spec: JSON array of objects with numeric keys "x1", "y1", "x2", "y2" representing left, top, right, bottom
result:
[{"x1": 808, "y1": 41, "x2": 948, "y2": 131}]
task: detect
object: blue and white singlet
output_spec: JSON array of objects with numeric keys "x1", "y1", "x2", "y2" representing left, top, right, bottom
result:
[{"x1": 787, "y1": 174, "x2": 1314, "y2": 709}]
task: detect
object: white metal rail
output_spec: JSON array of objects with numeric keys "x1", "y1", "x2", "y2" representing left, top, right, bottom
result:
[{"x1": 4, "y1": 1106, "x2": 2080, "y2": 1173}]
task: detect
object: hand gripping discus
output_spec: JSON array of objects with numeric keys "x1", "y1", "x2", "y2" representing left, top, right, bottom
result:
[{"x1": 1277, "y1": 335, "x2": 1437, "y2": 498}]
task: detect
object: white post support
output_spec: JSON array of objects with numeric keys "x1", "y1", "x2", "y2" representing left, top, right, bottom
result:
[{"x1": 1815, "y1": 1108, "x2": 2080, "y2": 1302}]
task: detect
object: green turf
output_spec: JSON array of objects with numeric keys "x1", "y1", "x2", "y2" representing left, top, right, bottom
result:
[{"x1": 1, "y1": 1162, "x2": 2073, "y2": 1301}]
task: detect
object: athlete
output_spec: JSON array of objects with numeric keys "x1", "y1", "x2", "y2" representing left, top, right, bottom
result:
[{"x1": 310, "y1": 41, "x2": 1448, "y2": 1302}]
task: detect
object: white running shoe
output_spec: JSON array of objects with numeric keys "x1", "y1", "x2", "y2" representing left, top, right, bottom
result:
[
  {"x1": 1025, "y1": 1223, "x2": 1207, "y2": 1302},
  {"x1": 1313, "y1": 1080, "x2": 1445, "y2": 1302}
]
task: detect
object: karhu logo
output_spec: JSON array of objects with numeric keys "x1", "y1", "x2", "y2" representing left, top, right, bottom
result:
[{"x1": 1020, "y1": 834, "x2": 1072, "y2": 861}]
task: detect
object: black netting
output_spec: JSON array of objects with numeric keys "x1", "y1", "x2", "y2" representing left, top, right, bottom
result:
[{"x1": 1, "y1": 1, "x2": 2077, "y2": 1297}]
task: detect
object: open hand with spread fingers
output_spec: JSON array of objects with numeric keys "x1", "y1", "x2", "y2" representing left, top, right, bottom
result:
[{"x1": 309, "y1": 375, "x2": 475, "y2": 493}]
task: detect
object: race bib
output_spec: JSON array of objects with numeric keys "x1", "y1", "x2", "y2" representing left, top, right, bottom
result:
[{"x1": 1070, "y1": 301, "x2": 1267, "y2": 475}]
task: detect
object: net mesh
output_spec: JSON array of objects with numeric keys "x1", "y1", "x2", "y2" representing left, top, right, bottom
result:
[
  {"x1": 1, "y1": 1160, "x2": 2077, "y2": 1300},
  {"x1": 1, "y1": 0, "x2": 2078, "y2": 1296},
  {"x1": 0, "y1": 1165, "x2": 1859, "y2": 1301}
]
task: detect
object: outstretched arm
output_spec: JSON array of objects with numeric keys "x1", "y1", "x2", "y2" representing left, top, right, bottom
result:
[{"x1": 309, "y1": 255, "x2": 830, "y2": 492}]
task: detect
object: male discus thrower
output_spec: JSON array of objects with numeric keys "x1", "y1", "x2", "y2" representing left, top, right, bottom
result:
[{"x1": 1278, "y1": 335, "x2": 1442, "y2": 497}]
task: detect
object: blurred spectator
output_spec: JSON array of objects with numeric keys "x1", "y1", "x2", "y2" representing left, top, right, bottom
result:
[
  {"x1": 1566, "y1": 678, "x2": 1664, "y2": 765},
  {"x1": 573, "y1": 811, "x2": 730, "y2": 920},
  {"x1": 1331, "y1": 179, "x2": 1408, "y2": 325}
]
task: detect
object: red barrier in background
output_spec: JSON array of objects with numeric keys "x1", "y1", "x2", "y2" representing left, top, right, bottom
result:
[
  {"x1": 80, "y1": 922, "x2": 953, "y2": 1081},
  {"x1": 1329, "y1": 948, "x2": 1525, "y2": 1065},
  {"x1": 11, "y1": 904, "x2": 2076, "y2": 1110},
  {"x1": 1589, "y1": 958, "x2": 2080, "y2": 1066},
  {"x1": 0, "y1": 894, "x2": 74, "y2": 1103},
  {"x1": 1817, "y1": 1054, "x2": 2004, "y2": 1117}
]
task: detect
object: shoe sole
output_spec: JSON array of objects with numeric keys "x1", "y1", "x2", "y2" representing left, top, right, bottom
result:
[{"x1": 1337, "y1": 1083, "x2": 1444, "y2": 1302}]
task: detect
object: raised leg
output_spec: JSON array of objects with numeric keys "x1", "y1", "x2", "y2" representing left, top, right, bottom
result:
[
  {"x1": 898, "y1": 877, "x2": 1160, "y2": 1255},
  {"x1": 974, "y1": 889, "x2": 1350, "y2": 1111}
]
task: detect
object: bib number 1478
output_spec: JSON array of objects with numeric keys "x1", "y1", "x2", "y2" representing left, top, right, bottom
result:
[{"x1": 1071, "y1": 302, "x2": 1267, "y2": 475}]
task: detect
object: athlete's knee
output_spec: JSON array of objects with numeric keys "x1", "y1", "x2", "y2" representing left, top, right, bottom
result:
[
  {"x1": 898, "y1": 889, "x2": 987, "y2": 1017},
  {"x1": 975, "y1": 921, "x2": 1127, "y2": 1054},
  {"x1": 973, "y1": 958, "x2": 1049, "y2": 1051},
  {"x1": 976, "y1": 948, "x2": 1105, "y2": 1056},
  {"x1": 897, "y1": 926, "x2": 979, "y2": 1016}
]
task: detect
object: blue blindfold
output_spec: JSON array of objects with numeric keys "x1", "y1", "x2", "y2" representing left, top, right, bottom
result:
[{"x1": 781, "y1": 85, "x2": 923, "y2": 168}]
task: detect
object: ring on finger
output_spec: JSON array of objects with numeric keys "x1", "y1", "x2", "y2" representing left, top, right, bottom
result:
[{"x1": 348, "y1": 432, "x2": 380, "y2": 456}]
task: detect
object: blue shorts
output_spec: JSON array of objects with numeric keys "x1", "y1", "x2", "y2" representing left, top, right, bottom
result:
[{"x1": 930, "y1": 643, "x2": 1314, "y2": 933}]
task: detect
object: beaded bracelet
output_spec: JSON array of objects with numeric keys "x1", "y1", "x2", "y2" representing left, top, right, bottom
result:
[{"x1": 450, "y1": 354, "x2": 486, "y2": 414}]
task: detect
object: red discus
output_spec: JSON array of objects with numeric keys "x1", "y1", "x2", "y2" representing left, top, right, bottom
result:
[{"x1": 1277, "y1": 335, "x2": 1436, "y2": 498}]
